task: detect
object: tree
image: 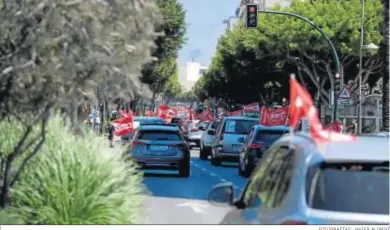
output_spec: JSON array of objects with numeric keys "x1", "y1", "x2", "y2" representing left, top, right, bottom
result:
[
  {"x1": 380, "y1": 0, "x2": 389, "y2": 131},
  {"x1": 198, "y1": 0, "x2": 384, "y2": 113},
  {"x1": 0, "y1": 0, "x2": 160, "y2": 207},
  {"x1": 141, "y1": 0, "x2": 186, "y2": 100}
]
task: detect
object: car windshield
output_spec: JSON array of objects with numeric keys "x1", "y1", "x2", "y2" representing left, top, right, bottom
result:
[
  {"x1": 196, "y1": 122, "x2": 209, "y2": 129},
  {"x1": 224, "y1": 120, "x2": 257, "y2": 134},
  {"x1": 255, "y1": 130, "x2": 287, "y2": 142},
  {"x1": 306, "y1": 163, "x2": 389, "y2": 215},
  {"x1": 138, "y1": 130, "x2": 181, "y2": 141},
  {"x1": 137, "y1": 119, "x2": 164, "y2": 125}
]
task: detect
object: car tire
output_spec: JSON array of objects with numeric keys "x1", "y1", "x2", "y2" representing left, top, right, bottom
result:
[
  {"x1": 210, "y1": 151, "x2": 222, "y2": 166},
  {"x1": 242, "y1": 155, "x2": 254, "y2": 178},
  {"x1": 199, "y1": 147, "x2": 208, "y2": 160},
  {"x1": 179, "y1": 160, "x2": 190, "y2": 177}
]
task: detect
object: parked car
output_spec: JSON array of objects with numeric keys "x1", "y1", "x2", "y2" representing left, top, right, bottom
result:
[
  {"x1": 200, "y1": 121, "x2": 220, "y2": 160},
  {"x1": 209, "y1": 117, "x2": 258, "y2": 166},
  {"x1": 186, "y1": 120, "x2": 207, "y2": 148},
  {"x1": 207, "y1": 133, "x2": 389, "y2": 224},
  {"x1": 128, "y1": 124, "x2": 190, "y2": 177},
  {"x1": 121, "y1": 116, "x2": 165, "y2": 143},
  {"x1": 238, "y1": 125, "x2": 290, "y2": 177}
]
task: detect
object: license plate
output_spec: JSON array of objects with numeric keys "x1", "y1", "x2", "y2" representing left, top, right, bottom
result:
[{"x1": 150, "y1": 145, "x2": 169, "y2": 151}]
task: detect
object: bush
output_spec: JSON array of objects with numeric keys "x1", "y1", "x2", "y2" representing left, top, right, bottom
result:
[{"x1": 2, "y1": 114, "x2": 145, "y2": 224}]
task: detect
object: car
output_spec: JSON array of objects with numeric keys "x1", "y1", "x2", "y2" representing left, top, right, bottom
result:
[
  {"x1": 207, "y1": 133, "x2": 389, "y2": 224},
  {"x1": 238, "y1": 125, "x2": 290, "y2": 177},
  {"x1": 199, "y1": 121, "x2": 220, "y2": 160},
  {"x1": 170, "y1": 117, "x2": 187, "y2": 135},
  {"x1": 209, "y1": 117, "x2": 258, "y2": 166},
  {"x1": 186, "y1": 120, "x2": 208, "y2": 148},
  {"x1": 121, "y1": 116, "x2": 165, "y2": 143},
  {"x1": 128, "y1": 124, "x2": 191, "y2": 177}
]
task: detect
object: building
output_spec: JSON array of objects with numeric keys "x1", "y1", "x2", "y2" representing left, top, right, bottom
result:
[
  {"x1": 223, "y1": 17, "x2": 240, "y2": 31},
  {"x1": 238, "y1": 0, "x2": 293, "y2": 19},
  {"x1": 179, "y1": 62, "x2": 208, "y2": 92}
]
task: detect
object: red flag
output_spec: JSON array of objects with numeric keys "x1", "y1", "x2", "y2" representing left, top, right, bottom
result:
[
  {"x1": 289, "y1": 74, "x2": 356, "y2": 142},
  {"x1": 324, "y1": 121, "x2": 343, "y2": 133},
  {"x1": 260, "y1": 106, "x2": 289, "y2": 126},
  {"x1": 227, "y1": 110, "x2": 243, "y2": 117},
  {"x1": 144, "y1": 109, "x2": 155, "y2": 117},
  {"x1": 243, "y1": 103, "x2": 260, "y2": 113},
  {"x1": 113, "y1": 113, "x2": 133, "y2": 136},
  {"x1": 196, "y1": 108, "x2": 215, "y2": 121}
]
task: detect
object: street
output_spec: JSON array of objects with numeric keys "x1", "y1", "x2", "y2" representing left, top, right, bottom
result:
[{"x1": 142, "y1": 148, "x2": 246, "y2": 224}]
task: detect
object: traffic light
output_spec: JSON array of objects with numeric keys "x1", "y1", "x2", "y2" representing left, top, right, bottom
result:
[
  {"x1": 335, "y1": 73, "x2": 341, "y2": 92},
  {"x1": 246, "y1": 4, "x2": 258, "y2": 29}
]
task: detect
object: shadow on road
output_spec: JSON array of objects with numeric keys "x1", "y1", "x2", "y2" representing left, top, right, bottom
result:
[{"x1": 143, "y1": 172, "x2": 181, "y2": 178}]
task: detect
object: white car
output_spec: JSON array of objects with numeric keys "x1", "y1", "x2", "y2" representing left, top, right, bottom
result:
[
  {"x1": 186, "y1": 120, "x2": 208, "y2": 148},
  {"x1": 200, "y1": 121, "x2": 220, "y2": 160}
]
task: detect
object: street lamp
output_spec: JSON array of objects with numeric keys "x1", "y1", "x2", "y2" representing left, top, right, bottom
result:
[{"x1": 357, "y1": 0, "x2": 380, "y2": 134}]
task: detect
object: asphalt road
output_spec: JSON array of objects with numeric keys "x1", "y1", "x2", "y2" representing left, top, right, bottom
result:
[{"x1": 142, "y1": 148, "x2": 248, "y2": 224}]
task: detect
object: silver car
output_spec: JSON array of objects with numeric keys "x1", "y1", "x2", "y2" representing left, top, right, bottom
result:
[
  {"x1": 208, "y1": 133, "x2": 389, "y2": 224},
  {"x1": 200, "y1": 121, "x2": 220, "y2": 160},
  {"x1": 187, "y1": 120, "x2": 208, "y2": 148},
  {"x1": 209, "y1": 117, "x2": 258, "y2": 166}
]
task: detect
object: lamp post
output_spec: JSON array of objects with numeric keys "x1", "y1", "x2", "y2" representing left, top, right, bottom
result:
[{"x1": 357, "y1": 0, "x2": 380, "y2": 134}]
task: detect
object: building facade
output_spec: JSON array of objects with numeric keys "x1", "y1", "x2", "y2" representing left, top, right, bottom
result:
[
  {"x1": 238, "y1": 0, "x2": 293, "y2": 19},
  {"x1": 224, "y1": 17, "x2": 240, "y2": 31},
  {"x1": 179, "y1": 62, "x2": 208, "y2": 92}
]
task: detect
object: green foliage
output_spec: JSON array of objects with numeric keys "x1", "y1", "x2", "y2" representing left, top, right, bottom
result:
[
  {"x1": 198, "y1": 0, "x2": 383, "y2": 105},
  {"x1": 141, "y1": 0, "x2": 187, "y2": 96},
  {"x1": 1, "y1": 114, "x2": 144, "y2": 224}
]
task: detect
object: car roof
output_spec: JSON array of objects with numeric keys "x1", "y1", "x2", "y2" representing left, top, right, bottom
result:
[
  {"x1": 319, "y1": 135, "x2": 389, "y2": 162},
  {"x1": 138, "y1": 124, "x2": 179, "y2": 131},
  {"x1": 277, "y1": 133, "x2": 389, "y2": 163},
  {"x1": 254, "y1": 125, "x2": 290, "y2": 131},
  {"x1": 224, "y1": 116, "x2": 259, "y2": 121}
]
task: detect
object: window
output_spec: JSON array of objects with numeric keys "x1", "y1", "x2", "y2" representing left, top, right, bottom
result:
[
  {"x1": 138, "y1": 119, "x2": 164, "y2": 125},
  {"x1": 224, "y1": 119, "x2": 258, "y2": 135},
  {"x1": 210, "y1": 122, "x2": 220, "y2": 130},
  {"x1": 255, "y1": 130, "x2": 287, "y2": 143},
  {"x1": 138, "y1": 130, "x2": 181, "y2": 141},
  {"x1": 242, "y1": 145, "x2": 293, "y2": 209},
  {"x1": 306, "y1": 162, "x2": 389, "y2": 215},
  {"x1": 170, "y1": 118, "x2": 182, "y2": 124}
]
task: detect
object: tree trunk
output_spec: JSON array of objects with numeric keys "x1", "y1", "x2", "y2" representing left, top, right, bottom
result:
[{"x1": 381, "y1": 0, "x2": 389, "y2": 131}]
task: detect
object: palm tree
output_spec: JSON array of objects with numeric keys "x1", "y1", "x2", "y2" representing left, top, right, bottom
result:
[{"x1": 381, "y1": 0, "x2": 389, "y2": 131}]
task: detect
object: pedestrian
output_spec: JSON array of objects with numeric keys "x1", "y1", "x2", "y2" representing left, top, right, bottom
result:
[{"x1": 108, "y1": 120, "x2": 115, "y2": 148}]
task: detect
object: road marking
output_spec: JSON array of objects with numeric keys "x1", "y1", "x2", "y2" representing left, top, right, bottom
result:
[
  {"x1": 176, "y1": 201, "x2": 209, "y2": 214},
  {"x1": 201, "y1": 168, "x2": 207, "y2": 171},
  {"x1": 209, "y1": 172, "x2": 217, "y2": 177},
  {"x1": 190, "y1": 161, "x2": 193, "y2": 163},
  {"x1": 220, "y1": 179, "x2": 227, "y2": 182},
  {"x1": 193, "y1": 163, "x2": 199, "y2": 167}
]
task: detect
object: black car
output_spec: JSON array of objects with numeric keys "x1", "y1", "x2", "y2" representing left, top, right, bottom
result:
[{"x1": 238, "y1": 125, "x2": 290, "y2": 177}]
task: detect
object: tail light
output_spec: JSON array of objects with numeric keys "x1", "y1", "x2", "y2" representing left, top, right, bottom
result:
[
  {"x1": 281, "y1": 221, "x2": 307, "y2": 225},
  {"x1": 190, "y1": 128, "x2": 199, "y2": 132},
  {"x1": 248, "y1": 143, "x2": 264, "y2": 149},
  {"x1": 131, "y1": 140, "x2": 146, "y2": 147}
]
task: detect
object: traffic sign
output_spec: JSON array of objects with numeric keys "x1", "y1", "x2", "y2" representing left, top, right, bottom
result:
[{"x1": 338, "y1": 87, "x2": 351, "y2": 99}]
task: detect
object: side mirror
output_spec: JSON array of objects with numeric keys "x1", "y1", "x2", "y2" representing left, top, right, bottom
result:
[
  {"x1": 207, "y1": 182, "x2": 234, "y2": 206},
  {"x1": 207, "y1": 130, "x2": 216, "y2": 135},
  {"x1": 238, "y1": 137, "x2": 245, "y2": 143},
  {"x1": 199, "y1": 126, "x2": 205, "y2": 131}
]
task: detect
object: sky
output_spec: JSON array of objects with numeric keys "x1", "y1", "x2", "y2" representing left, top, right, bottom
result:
[{"x1": 178, "y1": 0, "x2": 239, "y2": 66}]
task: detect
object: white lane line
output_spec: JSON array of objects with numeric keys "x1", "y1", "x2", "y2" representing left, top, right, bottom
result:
[
  {"x1": 220, "y1": 179, "x2": 227, "y2": 182},
  {"x1": 209, "y1": 172, "x2": 218, "y2": 177},
  {"x1": 201, "y1": 168, "x2": 207, "y2": 171},
  {"x1": 190, "y1": 161, "x2": 193, "y2": 163}
]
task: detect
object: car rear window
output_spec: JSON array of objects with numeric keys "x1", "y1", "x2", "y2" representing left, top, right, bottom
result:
[
  {"x1": 255, "y1": 130, "x2": 287, "y2": 142},
  {"x1": 210, "y1": 122, "x2": 220, "y2": 129},
  {"x1": 223, "y1": 120, "x2": 257, "y2": 134},
  {"x1": 138, "y1": 119, "x2": 164, "y2": 125},
  {"x1": 306, "y1": 162, "x2": 389, "y2": 215},
  {"x1": 138, "y1": 130, "x2": 181, "y2": 141}
]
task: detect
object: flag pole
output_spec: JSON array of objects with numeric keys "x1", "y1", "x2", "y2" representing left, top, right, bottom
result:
[{"x1": 289, "y1": 73, "x2": 296, "y2": 148}]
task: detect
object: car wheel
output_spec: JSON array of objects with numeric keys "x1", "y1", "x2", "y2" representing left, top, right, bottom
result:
[
  {"x1": 179, "y1": 159, "x2": 190, "y2": 177},
  {"x1": 210, "y1": 150, "x2": 222, "y2": 166},
  {"x1": 242, "y1": 155, "x2": 254, "y2": 178},
  {"x1": 199, "y1": 147, "x2": 208, "y2": 160}
]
